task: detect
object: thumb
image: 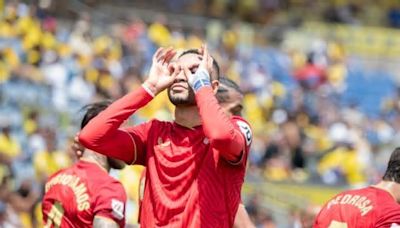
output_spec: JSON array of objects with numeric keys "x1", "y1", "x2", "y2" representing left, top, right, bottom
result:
[{"x1": 183, "y1": 66, "x2": 192, "y2": 80}]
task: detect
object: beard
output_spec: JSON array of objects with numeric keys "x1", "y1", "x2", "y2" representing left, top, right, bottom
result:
[
  {"x1": 168, "y1": 86, "x2": 196, "y2": 106},
  {"x1": 107, "y1": 157, "x2": 126, "y2": 170}
]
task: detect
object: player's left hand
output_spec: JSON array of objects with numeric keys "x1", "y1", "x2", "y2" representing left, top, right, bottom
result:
[
  {"x1": 198, "y1": 44, "x2": 213, "y2": 75},
  {"x1": 184, "y1": 44, "x2": 213, "y2": 91}
]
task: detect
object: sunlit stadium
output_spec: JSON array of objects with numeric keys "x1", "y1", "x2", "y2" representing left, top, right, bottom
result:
[{"x1": 1, "y1": 0, "x2": 400, "y2": 227}]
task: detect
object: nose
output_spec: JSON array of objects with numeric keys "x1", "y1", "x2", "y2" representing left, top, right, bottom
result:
[{"x1": 174, "y1": 69, "x2": 187, "y2": 83}]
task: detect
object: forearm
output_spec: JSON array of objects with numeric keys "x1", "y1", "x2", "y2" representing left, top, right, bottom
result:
[
  {"x1": 195, "y1": 87, "x2": 244, "y2": 161},
  {"x1": 79, "y1": 86, "x2": 153, "y2": 160}
]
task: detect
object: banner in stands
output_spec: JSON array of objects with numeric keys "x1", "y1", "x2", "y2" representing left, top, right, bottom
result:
[{"x1": 288, "y1": 22, "x2": 400, "y2": 57}]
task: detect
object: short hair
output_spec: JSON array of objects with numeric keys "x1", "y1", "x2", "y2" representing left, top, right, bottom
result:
[
  {"x1": 80, "y1": 101, "x2": 112, "y2": 129},
  {"x1": 383, "y1": 147, "x2": 400, "y2": 183},
  {"x1": 179, "y1": 49, "x2": 220, "y2": 80},
  {"x1": 216, "y1": 77, "x2": 242, "y2": 103}
]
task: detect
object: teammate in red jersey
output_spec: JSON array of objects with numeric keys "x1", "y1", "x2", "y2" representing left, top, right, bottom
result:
[
  {"x1": 314, "y1": 147, "x2": 400, "y2": 228},
  {"x1": 79, "y1": 45, "x2": 253, "y2": 227},
  {"x1": 42, "y1": 101, "x2": 127, "y2": 228}
]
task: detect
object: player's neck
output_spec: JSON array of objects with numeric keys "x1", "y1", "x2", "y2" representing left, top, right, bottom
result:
[
  {"x1": 373, "y1": 181, "x2": 400, "y2": 203},
  {"x1": 80, "y1": 151, "x2": 110, "y2": 173},
  {"x1": 174, "y1": 106, "x2": 201, "y2": 128}
]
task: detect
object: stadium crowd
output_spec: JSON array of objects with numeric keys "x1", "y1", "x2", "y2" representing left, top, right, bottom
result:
[{"x1": 1, "y1": 0, "x2": 400, "y2": 227}]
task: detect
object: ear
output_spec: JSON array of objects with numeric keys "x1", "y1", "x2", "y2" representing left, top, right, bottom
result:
[{"x1": 211, "y1": 80, "x2": 219, "y2": 94}]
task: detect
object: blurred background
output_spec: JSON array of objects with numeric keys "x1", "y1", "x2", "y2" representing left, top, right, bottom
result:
[{"x1": 2, "y1": 0, "x2": 400, "y2": 227}]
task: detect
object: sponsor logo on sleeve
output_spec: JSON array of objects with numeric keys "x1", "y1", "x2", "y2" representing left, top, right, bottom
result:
[
  {"x1": 391, "y1": 223, "x2": 400, "y2": 228},
  {"x1": 111, "y1": 199, "x2": 124, "y2": 220},
  {"x1": 236, "y1": 120, "x2": 252, "y2": 146}
]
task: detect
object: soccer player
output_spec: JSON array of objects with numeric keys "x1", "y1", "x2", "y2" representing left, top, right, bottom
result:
[
  {"x1": 79, "y1": 45, "x2": 253, "y2": 227},
  {"x1": 314, "y1": 147, "x2": 400, "y2": 227},
  {"x1": 42, "y1": 101, "x2": 127, "y2": 228}
]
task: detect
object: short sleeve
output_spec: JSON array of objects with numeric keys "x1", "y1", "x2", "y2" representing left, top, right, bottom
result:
[
  {"x1": 228, "y1": 116, "x2": 252, "y2": 165},
  {"x1": 94, "y1": 181, "x2": 127, "y2": 227}
]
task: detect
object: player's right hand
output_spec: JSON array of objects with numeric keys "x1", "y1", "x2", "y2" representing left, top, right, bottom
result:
[
  {"x1": 72, "y1": 133, "x2": 85, "y2": 159},
  {"x1": 144, "y1": 47, "x2": 177, "y2": 96}
]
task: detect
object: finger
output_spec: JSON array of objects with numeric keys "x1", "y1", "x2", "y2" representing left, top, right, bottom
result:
[
  {"x1": 154, "y1": 47, "x2": 164, "y2": 61},
  {"x1": 168, "y1": 62, "x2": 177, "y2": 74},
  {"x1": 208, "y1": 56, "x2": 213, "y2": 73},
  {"x1": 157, "y1": 47, "x2": 173, "y2": 62},
  {"x1": 163, "y1": 49, "x2": 176, "y2": 64},
  {"x1": 198, "y1": 44, "x2": 204, "y2": 55},
  {"x1": 183, "y1": 66, "x2": 192, "y2": 80}
]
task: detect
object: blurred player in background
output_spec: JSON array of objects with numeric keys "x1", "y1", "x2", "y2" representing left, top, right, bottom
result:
[
  {"x1": 314, "y1": 147, "x2": 400, "y2": 227},
  {"x1": 79, "y1": 45, "x2": 252, "y2": 227},
  {"x1": 42, "y1": 101, "x2": 127, "y2": 228}
]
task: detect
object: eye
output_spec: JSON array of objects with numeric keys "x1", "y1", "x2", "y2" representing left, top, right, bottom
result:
[{"x1": 189, "y1": 66, "x2": 198, "y2": 74}]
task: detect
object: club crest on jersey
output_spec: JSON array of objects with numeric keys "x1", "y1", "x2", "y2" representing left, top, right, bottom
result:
[
  {"x1": 111, "y1": 199, "x2": 124, "y2": 220},
  {"x1": 157, "y1": 137, "x2": 170, "y2": 147},
  {"x1": 236, "y1": 120, "x2": 252, "y2": 146}
]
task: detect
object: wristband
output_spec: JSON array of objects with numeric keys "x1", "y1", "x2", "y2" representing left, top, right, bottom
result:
[
  {"x1": 189, "y1": 68, "x2": 211, "y2": 92},
  {"x1": 142, "y1": 84, "x2": 156, "y2": 97}
]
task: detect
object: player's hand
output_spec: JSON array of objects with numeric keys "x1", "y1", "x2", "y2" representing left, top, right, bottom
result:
[
  {"x1": 144, "y1": 47, "x2": 177, "y2": 96},
  {"x1": 198, "y1": 44, "x2": 213, "y2": 75},
  {"x1": 72, "y1": 133, "x2": 85, "y2": 159},
  {"x1": 184, "y1": 44, "x2": 213, "y2": 91}
]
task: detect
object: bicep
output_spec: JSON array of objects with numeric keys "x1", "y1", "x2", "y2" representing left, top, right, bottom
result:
[{"x1": 93, "y1": 216, "x2": 119, "y2": 228}]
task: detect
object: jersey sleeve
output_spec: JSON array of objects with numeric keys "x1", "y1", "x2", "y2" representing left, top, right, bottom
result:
[
  {"x1": 79, "y1": 86, "x2": 153, "y2": 164},
  {"x1": 229, "y1": 116, "x2": 252, "y2": 165},
  {"x1": 195, "y1": 87, "x2": 252, "y2": 164},
  {"x1": 93, "y1": 181, "x2": 127, "y2": 227}
]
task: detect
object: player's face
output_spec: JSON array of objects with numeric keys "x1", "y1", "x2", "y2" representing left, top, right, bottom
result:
[
  {"x1": 167, "y1": 53, "x2": 201, "y2": 106},
  {"x1": 220, "y1": 88, "x2": 244, "y2": 116},
  {"x1": 107, "y1": 158, "x2": 126, "y2": 170}
]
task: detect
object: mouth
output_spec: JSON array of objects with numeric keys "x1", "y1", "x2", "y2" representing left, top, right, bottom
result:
[{"x1": 171, "y1": 83, "x2": 187, "y2": 91}]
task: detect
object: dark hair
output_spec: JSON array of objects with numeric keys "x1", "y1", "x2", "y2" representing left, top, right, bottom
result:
[
  {"x1": 216, "y1": 77, "x2": 242, "y2": 103},
  {"x1": 383, "y1": 147, "x2": 400, "y2": 183},
  {"x1": 179, "y1": 49, "x2": 220, "y2": 80},
  {"x1": 80, "y1": 101, "x2": 112, "y2": 129}
]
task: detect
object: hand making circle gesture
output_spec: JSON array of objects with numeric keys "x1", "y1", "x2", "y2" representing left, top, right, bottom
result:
[{"x1": 144, "y1": 47, "x2": 178, "y2": 95}]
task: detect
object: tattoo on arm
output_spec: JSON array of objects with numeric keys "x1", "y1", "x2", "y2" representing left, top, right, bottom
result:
[{"x1": 93, "y1": 216, "x2": 120, "y2": 228}]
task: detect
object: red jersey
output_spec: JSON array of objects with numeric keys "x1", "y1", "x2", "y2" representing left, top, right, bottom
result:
[
  {"x1": 79, "y1": 86, "x2": 253, "y2": 227},
  {"x1": 42, "y1": 160, "x2": 127, "y2": 228},
  {"x1": 314, "y1": 186, "x2": 400, "y2": 228}
]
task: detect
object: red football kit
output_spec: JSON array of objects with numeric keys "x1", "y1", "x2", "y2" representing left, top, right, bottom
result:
[
  {"x1": 42, "y1": 160, "x2": 127, "y2": 227},
  {"x1": 314, "y1": 186, "x2": 400, "y2": 228},
  {"x1": 79, "y1": 86, "x2": 252, "y2": 227}
]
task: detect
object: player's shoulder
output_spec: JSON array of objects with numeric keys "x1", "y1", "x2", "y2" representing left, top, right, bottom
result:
[
  {"x1": 46, "y1": 165, "x2": 74, "y2": 182},
  {"x1": 95, "y1": 178, "x2": 127, "y2": 203}
]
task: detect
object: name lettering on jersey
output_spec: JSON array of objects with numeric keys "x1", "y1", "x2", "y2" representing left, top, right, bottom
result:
[
  {"x1": 327, "y1": 194, "x2": 373, "y2": 216},
  {"x1": 236, "y1": 120, "x2": 252, "y2": 146},
  {"x1": 45, "y1": 174, "x2": 90, "y2": 211}
]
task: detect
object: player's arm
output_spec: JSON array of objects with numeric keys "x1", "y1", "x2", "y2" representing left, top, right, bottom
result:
[
  {"x1": 93, "y1": 216, "x2": 119, "y2": 228},
  {"x1": 184, "y1": 45, "x2": 251, "y2": 163},
  {"x1": 234, "y1": 204, "x2": 255, "y2": 228},
  {"x1": 79, "y1": 48, "x2": 177, "y2": 164}
]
